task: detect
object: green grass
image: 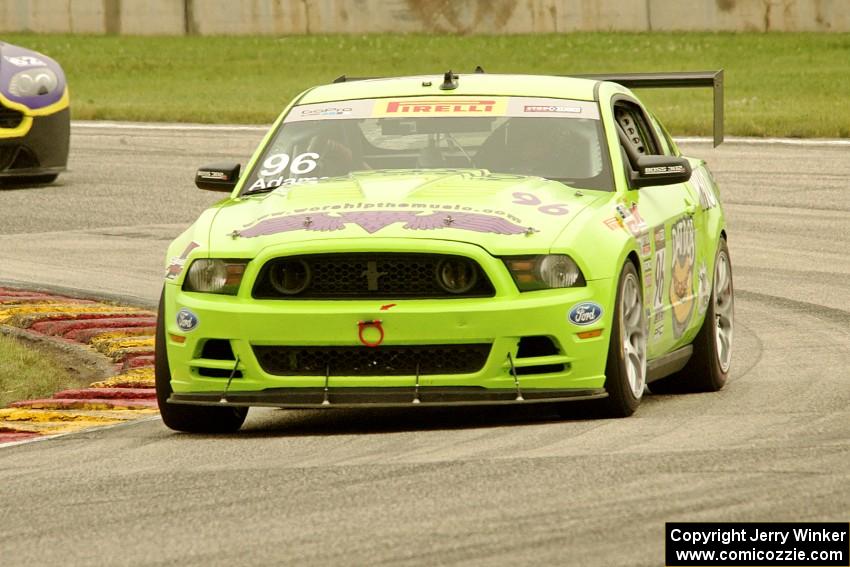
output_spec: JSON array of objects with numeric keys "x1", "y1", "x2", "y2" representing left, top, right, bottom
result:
[
  {"x1": 0, "y1": 334, "x2": 78, "y2": 408},
  {"x1": 5, "y1": 32, "x2": 850, "y2": 137}
]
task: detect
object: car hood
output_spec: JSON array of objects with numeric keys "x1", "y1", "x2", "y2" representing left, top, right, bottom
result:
[{"x1": 208, "y1": 170, "x2": 604, "y2": 256}]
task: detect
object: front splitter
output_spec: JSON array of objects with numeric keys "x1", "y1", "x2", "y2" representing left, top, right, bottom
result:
[{"x1": 170, "y1": 386, "x2": 607, "y2": 409}]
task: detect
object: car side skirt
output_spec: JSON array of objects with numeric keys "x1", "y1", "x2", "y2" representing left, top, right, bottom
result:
[
  {"x1": 169, "y1": 386, "x2": 608, "y2": 408},
  {"x1": 646, "y1": 345, "x2": 693, "y2": 383}
]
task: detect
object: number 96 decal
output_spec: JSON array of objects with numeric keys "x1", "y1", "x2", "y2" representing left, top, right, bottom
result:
[
  {"x1": 259, "y1": 152, "x2": 320, "y2": 177},
  {"x1": 512, "y1": 192, "x2": 569, "y2": 216}
]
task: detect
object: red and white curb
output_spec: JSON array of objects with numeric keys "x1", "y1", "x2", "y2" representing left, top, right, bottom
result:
[{"x1": 0, "y1": 287, "x2": 158, "y2": 445}]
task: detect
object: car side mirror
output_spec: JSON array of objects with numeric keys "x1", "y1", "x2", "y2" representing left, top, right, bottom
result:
[
  {"x1": 195, "y1": 163, "x2": 241, "y2": 192},
  {"x1": 631, "y1": 155, "x2": 691, "y2": 188}
]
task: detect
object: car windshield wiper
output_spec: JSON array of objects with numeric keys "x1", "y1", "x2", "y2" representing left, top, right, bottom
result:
[
  {"x1": 242, "y1": 187, "x2": 279, "y2": 196},
  {"x1": 548, "y1": 177, "x2": 580, "y2": 187}
]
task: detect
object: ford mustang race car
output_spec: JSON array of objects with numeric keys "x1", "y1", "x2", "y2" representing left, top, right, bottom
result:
[
  {"x1": 156, "y1": 70, "x2": 734, "y2": 433},
  {"x1": 0, "y1": 41, "x2": 69, "y2": 184}
]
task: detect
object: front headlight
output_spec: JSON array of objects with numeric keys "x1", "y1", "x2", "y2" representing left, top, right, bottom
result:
[
  {"x1": 183, "y1": 259, "x2": 247, "y2": 295},
  {"x1": 8, "y1": 68, "x2": 59, "y2": 97},
  {"x1": 502, "y1": 254, "x2": 585, "y2": 291}
]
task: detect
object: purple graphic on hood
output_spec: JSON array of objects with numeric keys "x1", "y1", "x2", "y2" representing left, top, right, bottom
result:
[
  {"x1": 0, "y1": 42, "x2": 66, "y2": 109},
  {"x1": 239, "y1": 211, "x2": 527, "y2": 238}
]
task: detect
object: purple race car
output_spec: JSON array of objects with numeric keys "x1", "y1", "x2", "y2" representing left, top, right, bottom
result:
[{"x1": 0, "y1": 41, "x2": 69, "y2": 185}]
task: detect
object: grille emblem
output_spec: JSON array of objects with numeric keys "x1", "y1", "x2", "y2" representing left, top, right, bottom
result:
[{"x1": 362, "y1": 261, "x2": 387, "y2": 291}]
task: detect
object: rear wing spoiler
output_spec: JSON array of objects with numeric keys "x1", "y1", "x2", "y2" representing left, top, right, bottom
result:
[
  {"x1": 570, "y1": 71, "x2": 724, "y2": 147},
  {"x1": 332, "y1": 69, "x2": 724, "y2": 146}
]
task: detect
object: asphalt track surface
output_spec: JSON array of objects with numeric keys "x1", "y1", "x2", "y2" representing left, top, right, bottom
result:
[{"x1": 1, "y1": 124, "x2": 848, "y2": 566}]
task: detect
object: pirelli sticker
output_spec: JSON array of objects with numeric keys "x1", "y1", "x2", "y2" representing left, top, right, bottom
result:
[
  {"x1": 286, "y1": 96, "x2": 599, "y2": 122},
  {"x1": 375, "y1": 98, "x2": 508, "y2": 116}
]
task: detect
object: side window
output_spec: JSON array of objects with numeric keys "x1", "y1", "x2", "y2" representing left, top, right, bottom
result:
[{"x1": 614, "y1": 101, "x2": 660, "y2": 159}]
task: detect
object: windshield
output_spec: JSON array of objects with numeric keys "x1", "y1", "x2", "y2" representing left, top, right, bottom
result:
[{"x1": 242, "y1": 96, "x2": 613, "y2": 194}]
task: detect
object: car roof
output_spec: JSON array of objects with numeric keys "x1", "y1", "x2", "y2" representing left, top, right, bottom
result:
[{"x1": 297, "y1": 73, "x2": 602, "y2": 104}]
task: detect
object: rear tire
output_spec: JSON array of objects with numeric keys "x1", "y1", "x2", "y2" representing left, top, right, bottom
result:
[
  {"x1": 155, "y1": 289, "x2": 248, "y2": 433},
  {"x1": 650, "y1": 238, "x2": 733, "y2": 394}
]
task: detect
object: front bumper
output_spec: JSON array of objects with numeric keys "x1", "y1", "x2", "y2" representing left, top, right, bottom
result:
[
  {"x1": 0, "y1": 108, "x2": 69, "y2": 177},
  {"x1": 164, "y1": 240, "x2": 615, "y2": 407}
]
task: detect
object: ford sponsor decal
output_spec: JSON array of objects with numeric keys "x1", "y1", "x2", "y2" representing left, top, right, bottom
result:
[
  {"x1": 176, "y1": 308, "x2": 199, "y2": 332},
  {"x1": 569, "y1": 302, "x2": 603, "y2": 326}
]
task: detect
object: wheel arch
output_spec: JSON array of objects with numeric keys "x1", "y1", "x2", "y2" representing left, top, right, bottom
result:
[
  {"x1": 606, "y1": 245, "x2": 643, "y2": 308},
  {"x1": 625, "y1": 249, "x2": 641, "y2": 275},
  {"x1": 600, "y1": 245, "x2": 644, "y2": 354}
]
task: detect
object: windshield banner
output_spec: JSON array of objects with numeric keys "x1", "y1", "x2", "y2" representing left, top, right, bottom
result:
[{"x1": 285, "y1": 97, "x2": 599, "y2": 123}]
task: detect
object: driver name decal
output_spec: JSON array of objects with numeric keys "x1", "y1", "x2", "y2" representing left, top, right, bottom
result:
[{"x1": 247, "y1": 151, "x2": 327, "y2": 192}]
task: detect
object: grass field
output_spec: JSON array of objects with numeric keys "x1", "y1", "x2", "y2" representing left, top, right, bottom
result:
[
  {"x1": 0, "y1": 335, "x2": 78, "y2": 408},
  {"x1": 5, "y1": 32, "x2": 850, "y2": 137}
]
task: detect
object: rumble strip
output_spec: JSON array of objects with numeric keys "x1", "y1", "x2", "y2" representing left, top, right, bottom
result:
[{"x1": 0, "y1": 288, "x2": 159, "y2": 446}]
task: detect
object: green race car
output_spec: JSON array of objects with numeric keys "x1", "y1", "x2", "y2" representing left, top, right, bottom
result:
[{"x1": 156, "y1": 70, "x2": 734, "y2": 433}]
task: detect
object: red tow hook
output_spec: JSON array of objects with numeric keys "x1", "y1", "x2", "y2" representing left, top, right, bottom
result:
[{"x1": 357, "y1": 319, "x2": 384, "y2": 348}]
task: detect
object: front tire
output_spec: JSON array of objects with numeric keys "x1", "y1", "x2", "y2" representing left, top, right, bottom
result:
[
  {"x1": 599, "y1": 260, "x2": 648, "y2": 417},
  {"x1": 650, "y1": 238, "x2": 734, "y2": 393},
  {"x1": 155, "y1": 289, "x2": 248, "y2": 433}
]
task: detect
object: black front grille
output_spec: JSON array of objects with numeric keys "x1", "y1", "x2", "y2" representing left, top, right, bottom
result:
[
  {"x1": 253, "y1": 253, "x2": 495, "y2": 299},
  {"x1": 0, "y1": 105, "x2": 24, "y2": 129},
  {"x1": 253, "y1": 344, "x2": 492, "y2": 376}
]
